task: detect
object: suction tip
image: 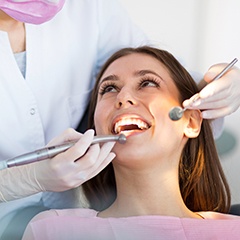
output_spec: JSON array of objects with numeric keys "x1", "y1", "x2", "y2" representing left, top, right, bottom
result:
[
  {"x1": 118, "y1": 134, "x2": 127, "y2": 144},
  {"x1": 169, "y1": 106, "x2": 183, "y2": 121}
]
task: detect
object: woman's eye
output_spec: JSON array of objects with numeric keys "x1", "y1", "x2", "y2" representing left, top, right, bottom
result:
[
  {"x1": 140, "y1": 79, "x2": 160, "y2": 88},
  {"x1": 99, "y1": 84, "x2": 117, "y2": 95}
]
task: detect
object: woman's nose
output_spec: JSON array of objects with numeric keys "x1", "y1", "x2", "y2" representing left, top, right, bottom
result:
[{"x1": 115, "y1": 89, "x2": 136, "y2": 108}]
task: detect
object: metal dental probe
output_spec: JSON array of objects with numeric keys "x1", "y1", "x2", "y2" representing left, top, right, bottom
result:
[
  {"x1": 169, "y1": 58, "x2": 238, "y2": 121},
  {"x1": 0, "y1": 134, "x2": 126, "y2": 170}
]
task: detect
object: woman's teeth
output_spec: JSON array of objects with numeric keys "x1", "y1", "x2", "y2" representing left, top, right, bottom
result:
[{"x1": 114, "y1": 118, "x2": 149, "y2": 134}]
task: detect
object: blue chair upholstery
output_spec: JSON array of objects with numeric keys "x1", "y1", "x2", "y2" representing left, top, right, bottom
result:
[{"x1": 229, "y1": 204, "x2": 240, "y2": 216}]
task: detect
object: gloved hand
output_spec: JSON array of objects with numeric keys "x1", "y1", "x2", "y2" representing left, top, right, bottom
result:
[
  {"x1": 0, "y1": 129, "x2": 116, "y2": 201},
  {"x1": 35, "y1": 128, "x2": 116, "y2": 192},
  {"x1": 183, "y1": 63, "x2": 240, "y2": 119}
]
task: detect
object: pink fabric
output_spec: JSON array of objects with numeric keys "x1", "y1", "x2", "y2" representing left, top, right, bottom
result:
[
  {"x1": 0, "y1": 0, "x2": 65, "y2": 24},
  {"x1": 26, "y1": 209, "x2": 240, "y2": 239}
]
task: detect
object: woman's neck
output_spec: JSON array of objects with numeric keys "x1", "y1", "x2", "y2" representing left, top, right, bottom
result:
[
  {"x1": 0, "y1": 10, "x2": 26, "y2": 53},
  {"x1": 98, "y1": 166, "x2": 200, "y2": 219}
]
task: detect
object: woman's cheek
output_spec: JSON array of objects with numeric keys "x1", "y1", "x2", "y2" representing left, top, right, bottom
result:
[{"x1": 94, "y1": 104, "x2": 106, "y2": 134}]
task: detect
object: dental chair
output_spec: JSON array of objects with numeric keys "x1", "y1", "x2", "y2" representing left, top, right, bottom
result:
[{"x1": 229, "y1": 204, "x2": 240, "y2": 216}]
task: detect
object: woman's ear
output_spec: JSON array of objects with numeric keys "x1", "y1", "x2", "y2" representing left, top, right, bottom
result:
[{"x1": 183, "y1": 110, "x2": 202, "y2": 138}]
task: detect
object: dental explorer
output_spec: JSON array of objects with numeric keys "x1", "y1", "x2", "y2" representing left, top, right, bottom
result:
[
  {"x1": 169, "y1": 58, "x2": 238, "y2": 121},
  {"x1": 0, "y1": 134, "x2": 126, "y2": 170}
]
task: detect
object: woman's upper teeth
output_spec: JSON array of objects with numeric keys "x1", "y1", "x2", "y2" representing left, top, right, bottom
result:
[{"x1": 114, "y1": 118, "x2": 149, "y2": 134}]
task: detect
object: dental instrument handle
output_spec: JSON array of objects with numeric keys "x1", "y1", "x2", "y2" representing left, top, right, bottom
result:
[
  {"x1": 212, "y1": 58, "x2": 238, "y2": 81},
  {"x1": 1, "y1": 134, "x2": 126, "y2": 169}
]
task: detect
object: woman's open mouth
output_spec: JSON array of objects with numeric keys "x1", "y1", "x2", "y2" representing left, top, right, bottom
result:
[{"x1": 113, "y1": 117, "x2": 150, "y2": 135}]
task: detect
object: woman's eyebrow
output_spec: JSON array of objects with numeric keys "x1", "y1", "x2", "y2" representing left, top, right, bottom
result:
[
  {"x1": 99, "y1": 74, "x2": 119, "y2": 84},
  {"x1": 134, "y1": 69, "x2": 164, "y2": 81}
]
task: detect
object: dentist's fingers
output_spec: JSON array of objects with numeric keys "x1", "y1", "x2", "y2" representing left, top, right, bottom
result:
[
  {"x1": 86, "y1": 152, "x2": 116, "y2": 179},
  {"x1": 199, "y1": 78, "x2": 229, "y2": 99},
  {"x1": 74, "y1": 141, "x2": 115, "y2": 171},
  {"x1": 53, "y1": 141, "x2": 116, "y2": 188},
  {"x1": 46, "y1": 128, "x2": 83, "y2": 146},
  {"x1": 60, "y1": 129, "x2": 95, "y2": 161},
  {"x1": 183, "y1": 63, "x2": 240, "y2": 119},
  {"x1": 35, "y1": 129, "x2": 117, "y2": 191},
  {"x1": 75, "y1": 141, "x2": 116, "y2": 181},
  {"x1": 201, "y1": 107, "x2": 231, "y2": 119}
]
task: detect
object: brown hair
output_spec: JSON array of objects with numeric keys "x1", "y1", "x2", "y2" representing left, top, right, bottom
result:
[{"x1": 82, "y1": 46, "x2": 231, "y2": 213}]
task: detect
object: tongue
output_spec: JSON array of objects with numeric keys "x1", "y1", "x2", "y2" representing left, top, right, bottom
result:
[{"x1": 120, "y1": 124, "x2": 140, "y2": 132}]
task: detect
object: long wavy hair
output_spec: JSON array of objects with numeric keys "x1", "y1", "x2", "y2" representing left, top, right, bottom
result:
[{"x1": 82, "y1": 46, "x2": 231, "y2": 213}]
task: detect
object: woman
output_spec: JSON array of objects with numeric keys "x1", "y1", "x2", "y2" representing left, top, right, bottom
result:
[{"x1": 23, "y1": 46, "x2": 240, "y2": 239}]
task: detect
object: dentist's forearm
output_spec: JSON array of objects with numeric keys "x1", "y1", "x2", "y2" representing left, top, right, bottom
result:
[{"x1": 0, "y1": 164, "x2": 43, "y2": 202}]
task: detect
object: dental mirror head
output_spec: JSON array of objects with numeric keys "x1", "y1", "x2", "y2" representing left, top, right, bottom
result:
[{"x1": 168, "y1": 106, "x2": 184, "y2": 121}]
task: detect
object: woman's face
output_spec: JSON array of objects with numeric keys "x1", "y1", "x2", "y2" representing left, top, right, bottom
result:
[{"x1": 94, "y1": 53, "x2": 191, "y2": 168}]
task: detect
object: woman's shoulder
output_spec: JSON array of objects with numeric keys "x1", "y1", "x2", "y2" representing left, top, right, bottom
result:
[
  {"x1": 30, "y1": 208, "x2": 98, "y2": 222},
  {"x1": 55, "y1": 208, "x2": 98, "y2": 217},
  {"x1": 197, "y1": 211, "x2": 240, "y2": 220}
]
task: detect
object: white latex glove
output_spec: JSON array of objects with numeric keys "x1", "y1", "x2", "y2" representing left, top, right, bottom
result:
[
  {"x1": 35, "y1": 128, "x2": 116, "y2": 192},
  {"x1": 183, "y1": 63, "x2": 240, "y2": 119},
  {"x1": 0, "y1": 129, "x2": 116, "y2": 201},
  {"x1": 0, "y1": 164, "x2": 44, "y2": 201}
]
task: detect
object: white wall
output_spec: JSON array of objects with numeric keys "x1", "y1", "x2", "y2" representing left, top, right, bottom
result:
[
  {"x1": 120, "y1": 0, "x2": 201, "y2": 72},
  {"x1": 120, "y1": 0, "x2": 240, "y2": 204}
]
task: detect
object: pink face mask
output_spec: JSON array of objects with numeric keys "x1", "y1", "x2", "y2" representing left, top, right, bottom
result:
[{"x1": 0, "y1": 0, "x2": 66, "y2": 24}]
